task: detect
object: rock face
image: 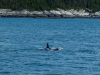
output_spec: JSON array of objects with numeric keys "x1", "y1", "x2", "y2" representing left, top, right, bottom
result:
[{"x1": 0, "y1": 9, "x2": 100, "y2": 18}]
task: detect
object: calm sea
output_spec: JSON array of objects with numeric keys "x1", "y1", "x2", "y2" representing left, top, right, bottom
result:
[{"x1": 0, "y1": 18, "x2": 100, "y2": 75}]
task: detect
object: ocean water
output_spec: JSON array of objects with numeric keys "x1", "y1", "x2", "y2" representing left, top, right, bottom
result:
[{"x1": 0, "y1": 18, "x2": 100, "y2": 75}]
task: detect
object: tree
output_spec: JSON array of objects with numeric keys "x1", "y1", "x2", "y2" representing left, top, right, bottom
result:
[{"x1": 0, "y1": 0, "x2": 100, "y2": 12}]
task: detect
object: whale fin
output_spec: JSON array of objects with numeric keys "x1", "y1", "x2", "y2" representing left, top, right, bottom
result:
[{"x1": 46, "y1": 43, "x2": 50, "y2": 48}]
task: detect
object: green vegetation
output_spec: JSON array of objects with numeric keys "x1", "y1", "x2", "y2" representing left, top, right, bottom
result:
[{"x1": 0, "y1": 0, "x2": 100, "y2": 12}]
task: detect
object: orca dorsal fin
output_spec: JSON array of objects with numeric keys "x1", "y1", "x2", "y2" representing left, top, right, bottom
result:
[{"x1": 46, "y1": 43, "x2": 49, "y2": 48}]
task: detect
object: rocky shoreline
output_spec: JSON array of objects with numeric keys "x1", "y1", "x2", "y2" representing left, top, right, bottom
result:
[{"x1": 0, "y1": 9, "x2": 100, "y2": 18}]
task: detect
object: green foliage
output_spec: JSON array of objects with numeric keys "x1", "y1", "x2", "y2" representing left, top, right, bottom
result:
[{"x1": 0, "y1": 0, "x2": 100, "y2": 12}]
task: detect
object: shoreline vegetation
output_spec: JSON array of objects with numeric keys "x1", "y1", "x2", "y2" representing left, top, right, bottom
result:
[
  {"x1": 0, "y1": 9, "x2": 100, "y2": 18},
  {"x1": 0, "y1": 0, "x2": 100, "y2": 18}
]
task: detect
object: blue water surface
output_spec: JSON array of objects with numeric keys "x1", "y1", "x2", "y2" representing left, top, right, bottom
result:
[{"x1": 0, "y1": 18, "x2": 100, "y2": 75}]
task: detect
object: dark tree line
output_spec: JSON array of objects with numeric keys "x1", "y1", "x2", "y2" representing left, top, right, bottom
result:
[{"x1": 0, "y1": 0, "x2": 100, "y2": 12}]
